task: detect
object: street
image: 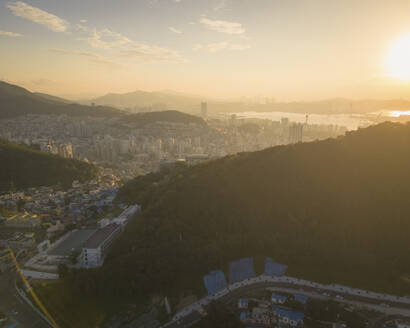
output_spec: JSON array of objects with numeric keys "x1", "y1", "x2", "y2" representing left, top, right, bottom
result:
[
  {"x1": 164, "y1": 280, "x2": 410, "y2": 328},
  {"x1": 0, "y1": 270, "x2": 50, "y2": 328}
]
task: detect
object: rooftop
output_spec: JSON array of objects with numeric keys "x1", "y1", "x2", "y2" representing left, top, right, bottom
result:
[
  {"x1": 48, "y1": 229, "x2": 96, "y2": 256},
  {"x1": 272, "y1": 294, "x2": 287, "y2": 301},
  {"x1": 83, "y1": 224, "x2": 120, "y2": 249},
  {"x1": 273, "y1": 307, "x2": 304, "y2": 322}
]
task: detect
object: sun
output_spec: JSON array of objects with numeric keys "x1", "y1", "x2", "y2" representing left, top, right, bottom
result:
[{"x1": 386, "y1": 34, "x2": 410, "y2": 80}]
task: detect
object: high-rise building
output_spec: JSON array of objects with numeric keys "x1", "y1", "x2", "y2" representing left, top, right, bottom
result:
[
  {"x1": 288, "y1": 123, "x2": 303, "y2": 144},
  {"x1": 201, "y1": 102, "x2": 207, "y2": 118}
]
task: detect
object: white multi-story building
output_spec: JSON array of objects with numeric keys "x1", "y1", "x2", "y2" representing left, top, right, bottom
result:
[
  {"x1": 112, "y1": 204, "x2": 141, "y2": 230},
  {"x1": 81, "y1": 224, "x2": 121, "y2": 268}
]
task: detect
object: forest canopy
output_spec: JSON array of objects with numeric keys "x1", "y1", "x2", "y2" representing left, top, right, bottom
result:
[{"x1": 0, "y1": 139, "x2": 97, "y2": 191}]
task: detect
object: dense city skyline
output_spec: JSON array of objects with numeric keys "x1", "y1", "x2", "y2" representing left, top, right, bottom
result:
[{"x1": 1, "y1": 0, "x2": 410, "y2": 100}]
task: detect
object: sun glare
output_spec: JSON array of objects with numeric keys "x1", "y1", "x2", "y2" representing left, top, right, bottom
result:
[{"x1": 386, "y1": 34, "x2": 410, "y2": 80}]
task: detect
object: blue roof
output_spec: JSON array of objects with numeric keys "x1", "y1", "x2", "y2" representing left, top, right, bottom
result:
[
  {"x1": 271, "y1": 293, "x2": 287, "y2": 302},
  {"x1": 229, "y1": 257, "x2": 256, "y2": 284},
  {"x1": 240, "y1": 312, "x2": 248, "y2": 320},
  {"x1": 273, "y1": 307, "x2": 304, "y2": 322},
  {"x1": 203, "y1": 270, "x2": 227, "y2": 295},
  {"x1": 264, "y1": 257, "x2": 288, "y2": 276},
  {"x1": 239, "y1": 298, "x2": 249, "y2": 307},
  {"x1": 294, "y1": 294, "x2": 309, "y2": 303}
]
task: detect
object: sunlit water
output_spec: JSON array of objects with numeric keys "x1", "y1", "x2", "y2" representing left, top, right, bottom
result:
[
  {"x1": 229, "y1": 111, "x2": 371, "y2": 130},
  {"x1": 383, "y1": 110, "x2": 410, "y2": 117}
]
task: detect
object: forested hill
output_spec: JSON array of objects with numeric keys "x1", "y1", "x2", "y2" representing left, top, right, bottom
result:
[
  {"x1": 0, "y1": 139, "x2": 97, "y2": 191},
  {"x1": 114, "y1": 122, "x2": 410, "y2": 296},
  {"x1": 51, "y1": 122, "x2": 410, "y2": 328}
]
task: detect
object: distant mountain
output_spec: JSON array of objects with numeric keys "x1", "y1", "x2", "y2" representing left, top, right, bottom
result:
[
  {"x1": 0, "y1": 82, "x2": 206, "y2": 126},
  {"x1": 89, "y1": 89, "x2": 204, "y2": 112},
  {"x1": 120, "y1": 110, "x2": 206, "y2": 126},
  {"x1": 44, "y1": 122, "x2": 410, "y2": 328},
  {"x1": 0, "y1": 139, "x2": 97, "y2": 191},
  {"x1": 90, "y1": 88, "x2": 410, "y2": 115},
  {"x1": 0, "y1": 81, "x2": 121, "y2": 119},
  {"x1": 34, "y1": 92, "x2": 74, "y2": 104},
  {"x1": 209, "y1": 98, "x2": 410, "y2": 115},
  {"x1": 0, "y1": 81, "x2": 33, "y2": 98}
]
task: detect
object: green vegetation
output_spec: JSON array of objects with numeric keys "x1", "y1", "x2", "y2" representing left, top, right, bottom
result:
[
  {"x1": 34, "y1": 282, "x2": 106, "y2": 328},
  {"x1": 305, "y1": 300, "x2": 369, "y2": 328},
  {"x1": 0, "y1": 139, "x2": 97, "y2": 191},
  {"x1": 193, "y1": 302, "x2": 245, "y2": 328},
  {"x1": 50, "y1": 122, "x2": 410, "y2": 327}
]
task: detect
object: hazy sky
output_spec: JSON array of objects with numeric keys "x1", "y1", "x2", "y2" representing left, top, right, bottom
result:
[{"x1": 1, "y1": 0, "x2": 410, "y2": 100}]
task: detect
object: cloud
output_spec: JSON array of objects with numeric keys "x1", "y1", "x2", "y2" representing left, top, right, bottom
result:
[
  {"x1": 199, "y1": 17, "x2": 245, "y2": 34},
  {"x1": 168, "y1": 27, "x2": 182, "y2": 34},
  {"x1": 6, "y1": 1, "x2": 69, "y2": 32},
  {"x1": 194, "y1": 41, "x2": 250, "y2": 53},
  {"x1": 80, "y1": 28, "x2": 132, "y2": 49},
  {"x1": 79, "y1": 27, "x2": 185, "y2": 63},
  {"x1": 79, "y1": 19, "x2": 87, "y2": 23},
  {"x1": 76, "y1": 24, "x2": 89, "y2": 32},
  {"x1": 120, "y1": 43, "x2": 185, "y2": 63},
  {"x1": 48, "y1": 48, "x2": 116, "y2": 66},
  {"x1": 0, "y1": 30, "x2": 23, "y2": 37}
]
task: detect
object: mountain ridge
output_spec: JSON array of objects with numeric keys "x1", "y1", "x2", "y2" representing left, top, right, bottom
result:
[
  {"x1": 36, "y1": 122, "x2": 410, "y2": 328},
  {"x1": 0, "y1": 81, "x2": 206, "y2": 126},
  {"x1": 0, "y1": 139, "x2": 97, "y2": 191}
]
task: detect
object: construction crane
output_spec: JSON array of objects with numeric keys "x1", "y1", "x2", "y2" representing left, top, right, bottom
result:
[{"x1": 7, "y1": 247, "x2": 60, "y2": 328}]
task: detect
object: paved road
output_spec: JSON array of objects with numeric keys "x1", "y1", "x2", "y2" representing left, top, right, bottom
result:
[
  {"x1": 164, "y1": 281, "x2": 410, "y2": 328},
  {"x1": 0, "y1": 270, "x2": 50, "y2": 328}
]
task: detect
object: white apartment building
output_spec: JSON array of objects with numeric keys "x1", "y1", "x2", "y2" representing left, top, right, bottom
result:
[{"x1": 81, "y1": 223, "x2": 121, "y2": 268}]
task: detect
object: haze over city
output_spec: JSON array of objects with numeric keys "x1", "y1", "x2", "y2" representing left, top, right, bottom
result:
[
  {"x1": 1, "y1": 1, "x2": 410, "y2": 328},
  {"x1": 1, "y1": 0, "x2": 410, "y2": 100}
]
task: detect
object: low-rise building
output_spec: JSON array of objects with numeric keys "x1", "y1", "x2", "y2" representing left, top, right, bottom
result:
[
  {"x1": 273, "y1": 306, "x2": 304, "y2": 327},
  {"x1": 272, "y1": 293, "x2": 287, "y2": 304},
  {"x1": 294, "y1": 294, "x2": 308, "y2": 304},
  {"x1": 81, "y1": 223, "x2": 121, "y2": 268},
  {"x1": 251, "y1": 307, "x2": 271, "y2": 326},
  {"x1": 238, "y1": 298, "x2": 248, "y2": 309},
  {"x1": 111, "y1": 204, "x2": 141, "y2": 230},
  {"x1": 4, "y1": 213, "x2": 41, "y2": 228}
]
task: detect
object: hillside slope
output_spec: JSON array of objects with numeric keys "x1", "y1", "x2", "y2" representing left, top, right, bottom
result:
[
  {"x1": 0, "y1": 139, "x2": 97, "y2": 191},
  {"x1": 39, "y1": 122, "x2": 410, "y2": 328},
  {"x1": 115, "y1": 122, "x2": 410, "y2": 294},
  {"x1": 89, "y1": 89, "x2": 202, "y2": 111},
  {"x1": 0, "y1": 82, "x2": 206, "y2": 126},
  {"x1": 0, "y1": 81, "x2": 121, "y2": 119}
]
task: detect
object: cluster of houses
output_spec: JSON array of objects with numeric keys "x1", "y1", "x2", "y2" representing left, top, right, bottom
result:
[
  {"x1": 167, "y1": 256, "x2": 410, "y2": 328},
  {"x1": 23, "y1": 204, "x2": 141, "y2": 276},
  {"x1": 238, "y1": 293, "x2": 306, "y2": 327},
  {"x1": 0, "y1": 169, "x2": 120, "y2": 230},
  {"x1": 0, "y1": 170, "x2": 124, "y2": 277}
]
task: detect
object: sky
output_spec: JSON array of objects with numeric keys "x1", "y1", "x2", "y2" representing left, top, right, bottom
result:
[{"x1": 1, "y1": 0, "x2": 410, "y2": 101}]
